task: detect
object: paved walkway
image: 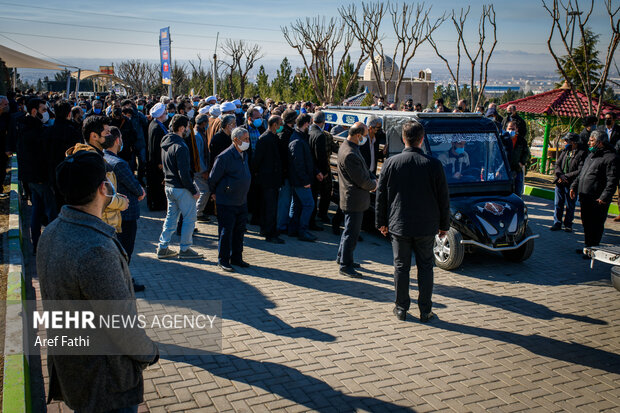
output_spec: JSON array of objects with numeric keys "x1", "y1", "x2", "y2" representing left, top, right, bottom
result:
[{"x1": 41, "y1": 196, "x2": 619, "y2": 412}]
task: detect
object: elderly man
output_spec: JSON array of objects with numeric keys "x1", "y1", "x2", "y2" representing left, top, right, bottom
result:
[
  {"x1": 147, "y1": 102, "x2": 169, "y2": 211},
  {"x1": 209, "y1": 127, "x2": 252, "y2": 272},
  {"x1": 86, "y1": 99, "x2": 103, "y2": 118},
  {"x1": 337, "y1": 122, "x2": 377, "y2": 277},
  {"x1": 191, "y1": 113, "x2": 211, "y2": 221},
  {"x1": 360, "y1": 115, "x2": 384, "y2": 176},
  {"x1": 570, "y1": 130, "x2": 619, "y2": 253}
]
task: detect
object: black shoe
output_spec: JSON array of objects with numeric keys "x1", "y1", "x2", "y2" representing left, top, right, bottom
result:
[
  {"x1": 549, "y1": 223, "x2": 562, "y2": 231},
  {"x1": 420, "y1": 311, "x2": 435, "y2": 323},
  {"x1": 197, "y1": 215, "x2": 210, "y2": 222},
  {"x1": 231, "y1": 260, "x2": 250, "y2": 268},
  {"x1": 218, "y1": 262, "x2": 235, "y2": 272},
  {"x1": 393, "y1": 307, "x2": 406, "y2": 321},
  {"x1": 132, "y1": 279, "x2": 145, "y2": 292},
  {"x1": 266, "y1": 236, "x2": 285, "y2": 244},
  {"x1": 298, "y1": 231, "x2": 317, "y2": 242},
  {"x1": 339, "y1": 267, "x2": 362, "y2": 278},
  {"x1": 319, "y1": 215, "x2": 331, "y2": 224},
  {"x1": 309, "y1": 224, "x2": 324, "y2": 232},
  {"x1": 563, "y1": 226, "x2": 572, "y2": 233},
  {"x1": 335, "y1": 260, "x2": 361, "y2": 268}
]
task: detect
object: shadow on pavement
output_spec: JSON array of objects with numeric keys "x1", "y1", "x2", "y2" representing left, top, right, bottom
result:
[
  {"x1": 160, "y1": 343, "x2": 416, "y2": 413},
  {"x1": 139, "y1": 260, "x2": 336, "y2": 343},
  {"x1": 430, "y1": 320, "x2": 620, "y2": 375},
  {"x1": 434, "y1": 284, "x2": 607, "y2": 325}
]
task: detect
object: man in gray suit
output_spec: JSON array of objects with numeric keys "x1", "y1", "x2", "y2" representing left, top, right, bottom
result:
[{"x1": 336, "y1": 122, "x2": 377, "y2": 277}]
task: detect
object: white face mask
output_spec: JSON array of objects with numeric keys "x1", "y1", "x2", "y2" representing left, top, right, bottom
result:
[
  {"x1": 40, "y1": 110, "x2": 50, "y2": 124},
  {"x1": 358, "y1": 135, "x2": 368, "y2": 146},
  {"x1": 187, "y1": 109, "x2": 195, "y2": 118},
  {"x1": 238, "y1": 140, "x2": 250, "y2": 151}
]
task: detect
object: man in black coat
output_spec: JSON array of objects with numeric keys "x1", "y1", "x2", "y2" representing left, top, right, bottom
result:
[
  {"x1": 502, "y1": 104, "x2": 527, "y2": 139},
  {"x1": 308, "y1": 111, "x2": 331, "y2": 229},
  {"x1": 252, "y1": 115, "x2": 284, "y2": 244},
  {"x1": 146, "y1": 103, "x2": 169, "y2": 211},
  {"x1": 570, "y1": 130, "x2": 619, "y2": 252},
  {"x1": 550, "y1": 133, "x2": 587, "y2": 232},
  {"x1": 579, "y1": 115, "x2": 598, "y2": 147},
  {"x1": 288, "y1": 113, "x2": 318, "y2": 242},
  {"x1": 18, "y1": 98, "x2": 58, "y2": 252},
  {"x1": 209, "y1": 114, "x2": 236, "y2": 170},
  {"x1": 359, "y1": 115, "x2": 384, "y2": 176},
  {"x1": 276, "y1": 109, "x2": 297, "y2": 233},
  {"x1": 376, "y1": 120, "x2": 450, "y2": 322},
  {"x1": 336, "y1": 122, "x2": 377, "y2": 277},
  {"x1": 600, "y1": 112, "x2": 620, "y2": 221}
]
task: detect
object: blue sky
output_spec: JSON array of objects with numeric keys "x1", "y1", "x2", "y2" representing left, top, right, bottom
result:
[{"x1": 0, "y1": 0, "x2": 617, "y2": 78}]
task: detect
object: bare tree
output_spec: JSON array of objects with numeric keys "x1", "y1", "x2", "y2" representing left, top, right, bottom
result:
[
  {"x1": 115, "y1": 59, "x2": 160, "y2": 95},
  {"x1": 542, "y1": 0, "x2": 619, "y2": 117},
  {"x1": 340, "y1": 1, "x2": 445, "y2": 105},
  {"x1": 222, "y1": 39, "x2": 263, "y2": 98},
  {"x1": 428, "y1": 5, "x2": 497, "y2": 110},
  {"x1": 282, "y1": 16, "x2": 366, "y2": 104}
]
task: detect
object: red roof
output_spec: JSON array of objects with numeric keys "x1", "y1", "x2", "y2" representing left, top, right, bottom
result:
[{"x1": 499, "y1": 87, "x2": 620, "y2": 118}]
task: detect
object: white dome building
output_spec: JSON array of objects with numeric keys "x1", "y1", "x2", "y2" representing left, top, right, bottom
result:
[{"x1": 363, "y1": 55, "x2": 399, "y2": 81}]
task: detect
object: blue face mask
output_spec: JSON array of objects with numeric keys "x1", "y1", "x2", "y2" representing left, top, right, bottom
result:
[
  {"x1": 565, "y1": 143, "x2": 571, "y2": 150},
  {"x1": 137, "y1": 105, "x2": 144, "y2": 111},
  {"x1": 276, "y1": 125, "x2": 283, "y2": 133},
  {"x1": 455, "y1": 147, "x2": 465, "y2": 155},
  {"x1": 93, "y1": 108, "x2": 101, "y2": 114},
  {"x1": 168, "y1": 113, "x2": 174, "y2": 118},
  {"x1": 508, "y1": 130, "x2": 516, "y2": 137},
  {"x1": 295, "y1": 110, "x2": 300, "y2": 115},
  {"x1": 235, "y1": 108, "x2": 242, "y2": 114},
  {"x1": 47, "y1": 118, "x2": 55, "y2": 126},
  {"x1": 358, "y1": 135, "x2": 368, "y2": 146},
  {"x1": 253, "y1": 118, "x2": 262, "y2": 128}
]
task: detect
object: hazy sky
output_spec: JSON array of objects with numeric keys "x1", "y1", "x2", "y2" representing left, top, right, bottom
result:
[{"x1": 0, "y1": 0, "x2": 617, "y2": 76}]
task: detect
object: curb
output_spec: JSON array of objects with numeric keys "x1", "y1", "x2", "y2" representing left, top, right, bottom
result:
[
  {"x1": 524, "y1": 185, "x2": 620, "y2": 216},
  {"x1": 3, "y1": 156, "x2": 31, "y2": 413}
]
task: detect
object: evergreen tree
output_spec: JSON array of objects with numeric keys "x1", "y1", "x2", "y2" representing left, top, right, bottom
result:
[
  {"x1": 272, "y1": 58, "x2": 293, "y2": 101},
  {"x1": 556, "y1": 28, "x2": 602, "y2": 94},
  {"x1": 256, "y1": 65, "x2": 270, "y2": 98},
  {"x1": 54, "y1": 68, "x2": 72, "y2": 82},
  {"x1": 334, "y1": 54, "x2": 359, "y2": 104}
]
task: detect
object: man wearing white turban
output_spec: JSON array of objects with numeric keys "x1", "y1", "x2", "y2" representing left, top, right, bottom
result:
[{"x1": 146, "y1": 103, "x2": 169, "y2": 210}]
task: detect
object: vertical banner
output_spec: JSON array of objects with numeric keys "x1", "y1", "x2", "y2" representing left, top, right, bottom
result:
[{"x1": 159, "y1": 27, "x2": 171, "y2": 85}]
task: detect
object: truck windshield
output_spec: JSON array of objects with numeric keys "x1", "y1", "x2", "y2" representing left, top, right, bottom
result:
[{"x1": 427, "y1": 132, "x2": 509, "y2": 184}]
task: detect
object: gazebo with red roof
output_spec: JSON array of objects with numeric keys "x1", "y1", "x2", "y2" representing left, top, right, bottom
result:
[{"x1": 499, "y1": 83, "x2": 620, "y2": 173}]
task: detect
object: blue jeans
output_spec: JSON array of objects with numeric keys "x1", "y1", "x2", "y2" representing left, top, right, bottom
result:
[
  {"x1": 277, "y1": 179, "x2": 292, "y2": 231},
  {"x1": 29, "y1": 182, "x2": 58, "y2": 252},
  {"x1": 216, "y1": 203, "x2": 247, "y2": 265},
  {"x1": 288, "y1": 186, "x2": 315, "y2": 234},
  {"x1": 337, "y1": 211, "x2": 363, "y2": 268},
  {"x1": 554, "y1": 185, "x2": 576, "y2": 227},
  {"x1": 514, "y1": 171, "x2": 524, "y2": 196},
  {"x1": 158, "y1": 187, "x2": 197, "y2": 250}
]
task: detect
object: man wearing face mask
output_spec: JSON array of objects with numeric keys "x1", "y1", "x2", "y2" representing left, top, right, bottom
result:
[
  {"x1": 163, "y1": 102, "x2": 176, "y2": 128},
  {"x1": 599, "y1": 112, "x2": 620, "y2": 221},
  {"x1": 38, "y1": 150, "x2": 159, "y2": 413},
  {"x1": 505, "y1": 120, "x2": 530, "y2": 196},
  {"x1": 336, "y1": 122, "x2": 377, "y2": 277},
  {"x1": 438, "y1": 141, "x2": 470, "y2": 181},
  {"x1": 245, "y1": 106, "x2": 266, "y2": 225},
  {"x1": 252, "y1": 116, "x2": 285, "y2": 244},
  {"x1": 551, "y1": 133, "x2": 587, "y2": 232},
  {"x1": 570, "y1": 131, "x2": 619, "y2": 253},
  {"x1": 147, "y1": 102, "x2": 169, "y2": 211},
  {"x1": 156, "y1": 115, "x2": 202, "y2": 260},
  {"x1": 288, "y1": 113, "x2": 319, "y2": 242},
  {"x1": 579, "y1": 115, "x2": 598, "y2": 147},
  {"x1": 18, "y1": 98, "x2": 58, "y2": 253},
  {"x1": 85, "y1": 99, "x2": 103, "y2": 118},
  {"x1": 209, "y1": 127, "x2": 252, "y2": 272},
  {"x1": 360, "y1": 115, "x2": 384, "y2": 176},
  {"x1": 502, "y1": 104, "x2": 527, "y2": 139}
]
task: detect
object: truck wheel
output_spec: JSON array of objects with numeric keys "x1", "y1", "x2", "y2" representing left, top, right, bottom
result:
[
  {"x1": 433, "y1": 228, "x2": 465, "y2": 270},
  {"x1": 502, "y1": 225, "x2": 535, "y2": 262}
]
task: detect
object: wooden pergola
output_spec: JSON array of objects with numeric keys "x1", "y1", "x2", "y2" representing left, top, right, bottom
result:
[{"x1": 500, "y1": 84, "x2": 620, "y2": 173}]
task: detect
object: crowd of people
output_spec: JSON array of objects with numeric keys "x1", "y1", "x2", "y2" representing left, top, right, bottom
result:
[{"x1": 0, "y1": 88, "x2": 618, "y2": 411}]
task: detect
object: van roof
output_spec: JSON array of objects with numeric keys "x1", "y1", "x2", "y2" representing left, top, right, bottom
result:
[{"x1": 323, "y1": 107, "x2": 484, "y2": 126}]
